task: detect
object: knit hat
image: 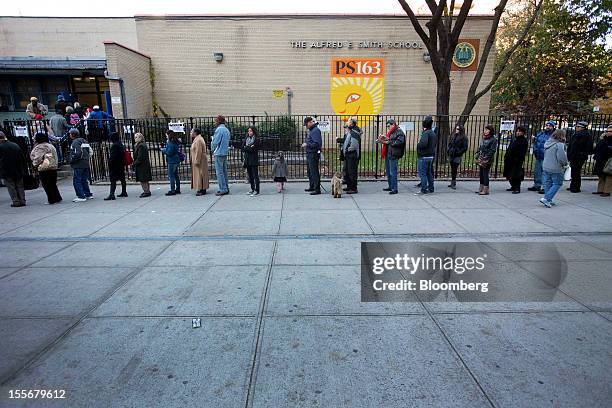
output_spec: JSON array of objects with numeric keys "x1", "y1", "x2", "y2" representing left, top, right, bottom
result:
[
  {"x1": 68, "y1": 128, "x2": 80, "y2": 137},
  {"x1": 386, "y1": 118, "x2": 396, "y2": 126},
  {"x1": 422, "y1": 115, "x2": 433, "y2": 129},
  {"x1": 546, "y1": 120, "x2": 556, "y2": 127},
  {"x1": 576, "y1": 121, "x2": 588, "y2": 129}
]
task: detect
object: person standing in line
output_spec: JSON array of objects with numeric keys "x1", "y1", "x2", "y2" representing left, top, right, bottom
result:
[
  {"x1": 25, "y1": 96, "x2": 48, "y2": 119},
  {"x1": 540, "y1": 129, "x2": 569, "y2": 207},
  {"x1": 415, "y1": 115, "x2": 437, "y2": 195},
  {"x1": 567, "y1": 121, "x2": 592, "y2": 193},
  {"x1": 503, "y1": 125, "x2": 529, "y2": 194},
  {"x1": 132, "y1": 132, "x2": 152, "y2": 198},
  {"x1": 272, "y1": 152, "x2": 288, "y2": 193},
  {"x1": 190, "y1": 128, "x2": 210, "y2": 196},
  {"x1": 211, "y1": 115, "x2": 231, "y2": 196},
  {"x1": 105, "y1": 132, "x2": 127, "y2": 200},
  {"x1": 30, "y1": 132, "x2": 62, "y2": 205},
  {"x1": 341, "y1": 117, "x2": 361, "y2": 194},
  {"x1": 302, "y1": 117, "x2": 322, "y2": 195},
  {"x1": 241, "y1": 126, "x2": 260, "y2": 196},
  {"x1": 49, "y1": 108, "x2": 70, "y2": 162},
  {"x1": 475, "y1": 125, "x2": 498, "y2": 196},
  {"x1": 161, "y1": 130, "x2": 181, "y2": 196},
  {"x1": 528, "y1": 120, "x2": 556, "y2": 193},
  {"x1": 447, "y1": 124, "x2": 468, "y2": 190},
  {"x1": 68, "y1": 128, "x2": 93, "y2": 202},
  {"x1": 0, "y1": 131, "x2": 27, "y2": 207},
  {"x1": 592, "y1": 125, "x2": 612, "y2": 197},
  {"x1": 378, "y1": 118, "x2": 406, "y2": 195}
]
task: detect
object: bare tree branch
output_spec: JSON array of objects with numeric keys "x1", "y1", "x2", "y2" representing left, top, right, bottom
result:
[
  {"x1": 397, "y1": 0, "x2": 430, "y2": 44},
  {"x1": 461, "y1": 0, "x2": 544, "y2": 116},
  {"x1": 450, "y1": 0, "x2": 474, "y2": 43}
]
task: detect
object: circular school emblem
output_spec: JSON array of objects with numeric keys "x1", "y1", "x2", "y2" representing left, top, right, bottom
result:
[{"x1": 453, "y1": 42, "x2": 477, "y2": 68}]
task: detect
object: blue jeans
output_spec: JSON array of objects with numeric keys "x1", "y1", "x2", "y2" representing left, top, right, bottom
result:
[
  {"x1": 215, "y1": 155, "x2": 229, "y2": 193},
  {"x1": 168, "y1": 163, "x2": 180, "y2": 192},
  {"x1": 543, "y1": 171, "x2": 564, "y2": 202},
  {"x1": 533, "y1": 159, "x2": 543, "y2": 188},
  {"x1": 417, "y1": 157, "x2": 434, "y2": 192},
  {"x1": 386, "y1": 157, "x2": 398, "y2": 192},
  {"x1": 73, "y1": 167, "x2": 92, "y2": 199}
]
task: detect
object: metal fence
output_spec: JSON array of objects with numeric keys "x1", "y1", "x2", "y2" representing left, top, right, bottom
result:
[{"x1": 2, "y1": 113, "x2": 610, "y2": 183}]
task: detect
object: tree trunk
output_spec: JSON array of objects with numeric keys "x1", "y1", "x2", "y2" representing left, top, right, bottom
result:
[{"x1": 436, "y1": 76, "x2": 451, "y2": 164}]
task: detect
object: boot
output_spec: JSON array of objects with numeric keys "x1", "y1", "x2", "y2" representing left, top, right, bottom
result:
[
  {"x1": 117, "y1": 192, "x2": 128, "y2": 198},
  {"x1": 448, "y1": 180, "x2": 456, "y2": 189},
  {"x1": 479, "y1": 186, "x2": 490, "y2": 195},
  {"x1": 104, "y1": 195, "x2": 116, "y2": 201},
  {"x1": 475, "y1": 184, "x2": 483, "y2": 194}
]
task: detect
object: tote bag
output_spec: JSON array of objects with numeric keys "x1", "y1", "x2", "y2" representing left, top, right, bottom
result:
[{"x1": 563, "y1": 166, "x2": 572, "y2": 181}]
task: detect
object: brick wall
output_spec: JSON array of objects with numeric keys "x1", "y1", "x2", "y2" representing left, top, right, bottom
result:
[
  {"x1": 0, "y1": 17, "x2": 137, "y2": 57},
  {"x1": 135, "y1": 15, "x2": 496, "y2": 117},
  {"x1": 104, "y1": 43, "x2": 152, "y2": 118}
]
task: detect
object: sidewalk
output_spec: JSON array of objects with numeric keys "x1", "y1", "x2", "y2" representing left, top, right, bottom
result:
[{"x1": 0, "y1": 179, "x2": 611, "y2": 407}]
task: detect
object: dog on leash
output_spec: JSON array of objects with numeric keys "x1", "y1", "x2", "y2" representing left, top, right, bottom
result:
[{"x1": 331, "y1": 172, "x2": 342, "y2": 198}]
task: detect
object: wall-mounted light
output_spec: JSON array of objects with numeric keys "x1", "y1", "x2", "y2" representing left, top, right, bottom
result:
[
  {"x1": 213, "y1": 53, "x2": 224, "y2": 62},
  {"x1": 423, "y1": 52, "x2": 431, "y2": 63}
]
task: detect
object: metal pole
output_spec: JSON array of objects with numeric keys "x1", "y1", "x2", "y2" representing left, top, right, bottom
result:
[{"x1": 286, "y1": 87, "x2": 293, "y2": 117}]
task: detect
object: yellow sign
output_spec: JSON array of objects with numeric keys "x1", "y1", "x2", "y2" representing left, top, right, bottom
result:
[
  {"x1": 330, "y1": 58, "x2": 384, "y2": 126},
  {"x1": 272, "y1": 89, "x2": 284, "y2": 98}
]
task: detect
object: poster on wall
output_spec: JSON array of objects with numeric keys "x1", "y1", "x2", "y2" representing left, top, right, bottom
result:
[
  {"x1": 318, "y1": 120, "x2": 331, "y2": 132},
  {"x1": 13, "y1": 125, "x2": 28, "y2": 137},
  {"x1": 330, "y1": 58, "x2": 385, "y2": 127}
]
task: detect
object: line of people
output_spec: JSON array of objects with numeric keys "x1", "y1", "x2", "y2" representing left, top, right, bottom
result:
[{"x1": 1, "y1": 117, "x2": 611, "y2": 207}]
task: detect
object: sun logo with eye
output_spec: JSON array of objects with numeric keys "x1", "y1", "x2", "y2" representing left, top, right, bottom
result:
[{"x1": 330, "y1": 74, "x2": 384, "y2": 127}]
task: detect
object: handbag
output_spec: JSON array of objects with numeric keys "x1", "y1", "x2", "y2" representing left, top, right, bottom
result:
[
  {"x1": 604, "y1": 158, "x2": 612, "y2": 176},
  {"x1": 178, "y1": 151, "x2": 186, "y2": 162},
  {"x1": 23, "y1": 174, "x2": 40, "y2": 190},
  {"x1": 564, "y1": 166, "x2": 572, "y2": 181},
  {"x1": 37, "y1": 153, "x2": 53, "y2": 172},
  {"x1": 123, "y1": 149, "x2": 134, "y2": 166}
]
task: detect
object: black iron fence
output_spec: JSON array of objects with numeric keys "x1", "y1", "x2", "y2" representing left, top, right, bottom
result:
[{"x1": 2, "y1": 113, "x2": 610, "y2": 183}]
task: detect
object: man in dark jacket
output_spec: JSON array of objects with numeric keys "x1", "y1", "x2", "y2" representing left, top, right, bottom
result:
[
  {"x1": 302, "y1": 117, "x2": 322, "y2": 195},
  {"x1": 567, "y1": 121, "x2": 592, "y2": 193},
  {"x1": 503, "y1": 126, "x2": 529, "y2": 193},
  {"x1": 416, "y1": 115, "x2": 437, "y2": 194},
  {"x1": 0, "y1": 131, "x2": 27, "y2": 207},
  {"x1": 380, "y1": 118, "x2": 406, "y2": 195},
  {"x1": 341, "y1": 118, "x2": 361, "y2": 194},
  {"x1": 529, "y1": 120, "x2": 556, "y2": 193},
  {"x1": 68, "y1": 128, "x2": 93, "y2": 202}
]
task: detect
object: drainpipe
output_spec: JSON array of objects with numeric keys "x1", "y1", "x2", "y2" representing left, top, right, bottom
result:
[{"x1": 104, "y1": 71, "x2": 128, "y2": 119}]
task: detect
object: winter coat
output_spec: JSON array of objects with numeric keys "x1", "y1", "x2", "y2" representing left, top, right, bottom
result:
[
  {"x1": 190, "y1": 135, "x2": 210, "y2": 190},
  {"x1": 133, "y1": 141, "x2": 152, "y2": 182},
  {"x1": 567, "y1": 129, "x2": 592, "y2": 162},
  {"x1": 503, "y1": 135, "x2": 528, "y2": 180},
  {"x1": 447, "y1": 132, "x2": 468, "y2": 162},
  {"x1": 161, "y1": 140, "x2": 180, "y2": 164},
  {"x1": 30, "y1": 142, "x2": 58, "y2": 172},
  {"x1": 342, "y1": 126, "x2": 361, "y2": 157},
  {"x1": 417, "y1": 128, "x2": 437, "y2": 158},
  {"x1": 543, "y1": 138, "x2": 568, "y2": 174},
  {"x1": 305, "y1": 125, "x2": 322, "y2": 154},
  {"x1": 49, "y1": 114, "x2": 70, "y2": 139},
  {"x1": 241, "y1": 136, "x2": 260, "y2": 167},
  {"x1": 69, "y1": 137, "x2": 91, "y2": 169},
  {"x1": 108, "y1": 141, "x2": 126, "y2": 182},
  {"x1": 0, "y1": 140, "x2": 26, "y2": 179},
  {"x1": 475, "y1": 136, "x2": 498, "y2": 168},
  {"x1": 387, "y1": 126, "x2": 406, "y2": 160},
  {"x1": 532, "y1": 129, "x2": 553, "y2": 161},
  {"x1": 272, "y1": 158, "x2": 288, "y2": 178},
  {"x1": 593, "y1": 136, "x2": 612, "y2": 176}
]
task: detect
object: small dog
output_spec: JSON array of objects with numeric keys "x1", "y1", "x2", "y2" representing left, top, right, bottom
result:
[{"x1": 331, "y1": 172, "x2": 342, "y2": 198}]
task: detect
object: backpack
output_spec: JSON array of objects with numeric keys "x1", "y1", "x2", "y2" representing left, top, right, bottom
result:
[{"x1": 69, "y1": 113, "x2": 80, "y2": 125}]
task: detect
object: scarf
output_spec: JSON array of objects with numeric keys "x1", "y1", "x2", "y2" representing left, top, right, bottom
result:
[
  {"x1": 381, "y1": 124, "x2": 398, "y2": 159},
  {"x1": 245, "y1": 135, "x2": 255, "y2": 147}
]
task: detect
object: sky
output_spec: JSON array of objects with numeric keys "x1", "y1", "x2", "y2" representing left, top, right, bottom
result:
[{"x1": 1, "y1": 0, "x2": 500, "y2": 17}]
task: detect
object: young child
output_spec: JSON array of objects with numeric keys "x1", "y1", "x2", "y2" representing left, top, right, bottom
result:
[{"x1": 272, "y1": 152, "x2": 288, "y2": 192}]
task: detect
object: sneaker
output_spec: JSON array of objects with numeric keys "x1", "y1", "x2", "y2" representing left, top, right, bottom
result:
[
  {"x1": 550, "y1": 200, "x2": 557, "y2": 206},
  {"x1": 389, "y1": 190, "x2": 398, "y2": 195},
  {"x1": 165, "y1": 191, "x2": 176, "y2": 196},
  {"x1": 512, "y1": 190, "x2": 521, "y2": 194},
  {"x1": 304, "y1": 188, "x2": 314, "y2": 192},
  {"x1": 538, "y1": 189, "x2": 545, "y2": 194},
  {"x1": 383, "y1": 188, "x2": 392, "y2": 192},
  {"x1": 86, "y1": 195, "x2": 94, "y2": 200},
  {"x1": 246, "y1": 190, "x2": 254, "y2": 195},
  {"x1": 539, "y1": 197, "x2": 552, "y2": 208},
  {"x1": 310, "y1": 190, "x2": 321, "y2": 195},
  {"x1": 73, "y1": 197, "x2": 87, "y2": 202},
  {"x1": 251, "y1": 191, "x2": 260, "y2": 196},
  {"x1": 413, "y1": 191, "x2": 428, "y2": 196}
]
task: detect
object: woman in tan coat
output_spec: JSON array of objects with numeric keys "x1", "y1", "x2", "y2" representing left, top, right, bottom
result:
[
  {"x1": 30, "y1": 132, "x2": 62, "y2": 204},
  {"x1": 190, "y1": 128, "x2": 210, "y2": 196}
]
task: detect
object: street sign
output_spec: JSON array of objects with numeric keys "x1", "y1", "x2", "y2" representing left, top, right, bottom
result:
[
  {"x1": 500, "y1": 120, "x2": 515, "y2": 132},
  {"x1": 168, "y1": 122, "x2": 185, "y2": 133},
  {"x1": 13, "y1": 125, "x2": 28, "y2": 137},
  {"x1": 399, "y1": 121, "x2": 414, "y2": 133},
  {"x1": 318, "y1": 120, "x2": 331, "y2": 132}
]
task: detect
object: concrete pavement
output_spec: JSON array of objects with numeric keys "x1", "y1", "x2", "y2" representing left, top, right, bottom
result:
[{"x1": 0, "y1": 179, "x2": 611, "y2": 407}]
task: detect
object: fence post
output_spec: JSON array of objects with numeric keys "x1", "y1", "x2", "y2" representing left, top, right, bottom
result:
[{"x1": 375, "y1": 114, "x2": 380, "y2": 179}]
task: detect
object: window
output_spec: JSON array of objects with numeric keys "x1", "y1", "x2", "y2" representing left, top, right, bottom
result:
[
  {"x1": 0, "y1": 78, "x2": 13, "y2": 111},
  {"x1": 14, "y1": 78, "x2": 42, "y2": 109}
]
